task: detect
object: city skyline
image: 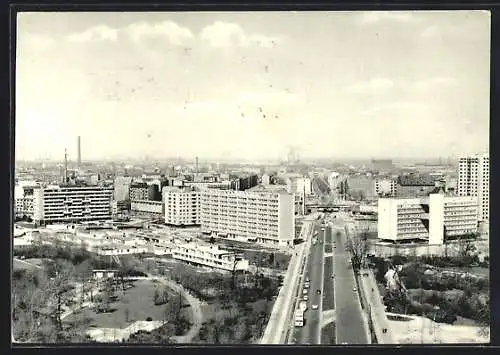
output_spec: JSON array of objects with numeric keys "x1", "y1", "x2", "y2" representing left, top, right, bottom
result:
[{"x1": 16, "y1": 11, "x2": 490, "y2": 161}]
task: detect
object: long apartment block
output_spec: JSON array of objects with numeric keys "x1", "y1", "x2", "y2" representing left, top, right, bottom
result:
[
  {"x1": 200, "y1": 189, "x2": 295, "y2": 245},
  {"x1": 33, "y1": 185, "x2": 114, "y2": 225},
  {"x1": 378, "y1": 193, "x2": 478, "y2": 245}
]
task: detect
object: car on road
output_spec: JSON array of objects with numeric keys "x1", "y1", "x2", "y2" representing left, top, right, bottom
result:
[
  {"x1": 353, "y1": 287, "x2": 357, "y2": 292},
  {"x1": 312, "y1": 304, "x2": 319, "y2": 310},
  {"x1": 303, "y1": 295, "x2": 309, "y2": 301},
  {"x1": 331, "y1": 274, "x2": 335, "y2": 278},
  {"x1": 303, "y1": 289, "x2": 308, "y2": 295},
  {"x1": 304, "y1": 282, "x2": 310, "y2": 289},
  {"x1": 316, "y1": 289, "x2": 321, "y2": 295},
  {"x1": 305, "y1": 276, "x2": 310, "y2": 282}
]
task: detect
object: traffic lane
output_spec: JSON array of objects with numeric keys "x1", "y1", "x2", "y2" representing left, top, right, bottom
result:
[
  {"x1": 298, "y1": 226, "x2": 324, "y2": 344},
  {"x1": 333, "y1": 232, "x2": 368, "y2": 344},
  {"x1": 307, "y1": 226, "x2": 325, "y2": 344},
  {"x1": 323, "y1": 255, "x2": 334, "y2": 310},
  {"x1": 297, "y1": 233, "x2": 315, "y2": 344}
]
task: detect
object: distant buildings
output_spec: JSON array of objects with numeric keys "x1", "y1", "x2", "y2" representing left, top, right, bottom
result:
[
  {"x1": 200, "y1": 189, "x2": 295, "y2": 245},
  {"x1": 230, "y1": 174, "x2": 259, "y2": 191},
  {"x1": 32, "y1": 185, "x2": 114, "y2": 225},
  {"x1": 457, "y1": 153, "x2": 489, "y2": 222},
  {"x1": 377, "y1": 194, "x2": 478, "y2": 245},
  {"x1": 370, "y1": 159, "x2": 394, "y2": 172},
  {"x1": 395, "y1": 173, "x2": 440, "y2": 198},
  {"x1": 285, "y1": 176, "x2": 312, "y2": 195},
  {"x1": 129, "y1": 182, "x2": 157, "y2": 201},
  {"x1": 163, "y1": 186, "x2": 201, "y2": 226},
  {"x1": 114, "y1": 176, "x2": 133, "y2": 201}
]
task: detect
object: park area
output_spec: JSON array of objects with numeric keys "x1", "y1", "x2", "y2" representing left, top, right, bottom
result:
[{"x1": 63, "y1": 279, "x2": 189, "y2": 330}]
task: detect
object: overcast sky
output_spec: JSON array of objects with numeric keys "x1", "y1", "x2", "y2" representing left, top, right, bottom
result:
[{"x1": 16, "y1": 11, "x2": 490, "y2": 162}]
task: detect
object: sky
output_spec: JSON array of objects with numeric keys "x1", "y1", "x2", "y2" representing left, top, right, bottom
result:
[{"x1": 15, "y1": 11, "x2": 491, "y2": 162}]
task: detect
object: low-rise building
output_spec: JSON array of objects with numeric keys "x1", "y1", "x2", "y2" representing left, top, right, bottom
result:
[
  {"x1": 172, "y1": 242, "x2": 249, "y2": 272},
  {"x1": 130, "y1": 200, "x2": 163, "y2": 218}
]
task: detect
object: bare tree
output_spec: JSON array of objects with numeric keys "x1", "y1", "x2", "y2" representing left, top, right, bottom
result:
[{"x1": 344, "y1": 230, "x2": 368, "y2": 274}]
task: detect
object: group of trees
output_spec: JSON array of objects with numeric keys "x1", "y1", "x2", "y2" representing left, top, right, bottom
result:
[{"x1": 370, "y1": 256, "x2": 490, "y2": 328}]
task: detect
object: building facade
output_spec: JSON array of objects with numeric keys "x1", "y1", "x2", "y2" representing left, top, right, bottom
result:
[
  {"x1": 457, "y1": 153, "x2": 489, "y2": 222},
  {"x1": 200, "y1": 189, "x2": 295, "y2": 245},
  {"x1": 129, "y1": 183, "x2": 150, "y2": 201},
  {"x1": 163, "y1": 187, "x2": 201, "y2": 226},
  {"x1": 395, "y1": 173, "x2": 440, "y2": 198},
  {"x1": 172, "y1": 242, "x2": 249, "y2": 272},
  {"x1": 374, "y1": 179, "x2": 397, "y2": 197},
  {"x1": 286, "y1": 177, "x2": 312, "y2": 196},
  {"x1": 130, "y1": 200, "x2": 164, "y2": 218},
  {"x1": 378, "y1": 194, "x2": 478, "y2": 245},
  {"x1": 113, "y1": 176, "x2": 133, "y2": 201},
  {"x1": 32, "y1": 186, "x2": 114, "y2": 225}
]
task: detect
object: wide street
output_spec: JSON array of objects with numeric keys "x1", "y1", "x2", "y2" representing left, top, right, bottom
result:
[
  {"x1": 332, "y1": 219, "x2": 369, "y2": 344},
  {"x1": 297, "y1": 223, "x2": 325, "y2": 344}
]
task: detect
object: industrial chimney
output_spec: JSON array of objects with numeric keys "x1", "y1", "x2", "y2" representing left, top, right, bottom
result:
[
  {"x1": 77, "y1": 136, "x2": 81, "y2": 167},
  {"x1": 64, "y1": 148, "x2": 68, "y2": 183},
  {"x1": 195, "y1": 156, "x2": 199, "y2": 176}
]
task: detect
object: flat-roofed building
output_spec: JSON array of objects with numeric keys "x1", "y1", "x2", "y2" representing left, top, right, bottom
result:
[
  {"x1": 374, "y1": 179, "x2": 397, "y2": 197},
  {"x1": 457, "y1": 153, "x2": 489, "y2": 222},
  {"x1": 378, "y1": 194, "x2": 478, "y2": 245},
  {"x1": 163, "y1": 186, "x2": 201, "y2": 226},
  {"x1": 286, "y1": 176, "x2": 312, "y2": 195},
  {"x1": 32, "y1": 185, "x2": 113, "y2": 225},
  {"x1": 200, "y1": 189, "x2": 295, "y2": 245},
  {"x1": 172, "y1": 242, "x2": 249, "y2": 272},
  {"x1": 130, "y1": 199, "x2": 163, "y2": 218}
]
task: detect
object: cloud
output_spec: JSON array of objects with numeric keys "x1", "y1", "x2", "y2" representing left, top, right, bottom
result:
[
  {"x1": 347, "y1": 77, "x2": 394, "y2": 93},
  {"x1": 237, "y1": 90, "x2": 299, "y2": 105},
  {"x1": 410, "y1": 77, "x2": 458, "y2": 91},
  {"x1": 22, "y1": 34, "x2": 56, "y2": 48},
  {"x1": 126, "y1": 21, "x2": 194, "y2": 45},
  {"x1": 359, "y1": 11, "x2": 422, "y2": 24},
  {"x1": 200, "y1": 21, "x2": 281, "y2": 48},
  {"x1": 361, "y1": 101, "x2": 426, "y2": 115},
  {"x1": 66, "y1": 25, "x2": 119, "y2": 42}
]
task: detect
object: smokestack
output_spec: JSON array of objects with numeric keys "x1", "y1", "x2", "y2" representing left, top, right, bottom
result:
[
  {"x1": 64, "y1": 148, "x2": 68, "y2": 183},
  {"x1": 195, "y1": 156, "x2": 199, "y2": 175},
  {"x1": 302, "y1": 179, "x2": 306, "y2": 215},
  {"x1": 77, "y1": 136, "x2": 81, "y2": 167}
]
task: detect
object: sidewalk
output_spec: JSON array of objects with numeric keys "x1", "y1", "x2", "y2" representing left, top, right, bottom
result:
[{"x1": 359, "y1": 269, "x2": 396, "y2": 344}]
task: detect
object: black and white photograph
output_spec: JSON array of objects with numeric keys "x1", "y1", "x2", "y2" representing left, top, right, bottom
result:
[{"x1": 12, "y1": 10, "x2": 490, "y2": 345}]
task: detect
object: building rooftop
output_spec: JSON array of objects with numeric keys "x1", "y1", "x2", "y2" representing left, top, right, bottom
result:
[{"x1": 397, "y1": 174, "x2": 437, "y2": 186}]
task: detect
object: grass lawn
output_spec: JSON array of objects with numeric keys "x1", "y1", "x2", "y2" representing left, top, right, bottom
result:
[{"x1": 64, "y1": 279, "x2": 189, "y2": 329}]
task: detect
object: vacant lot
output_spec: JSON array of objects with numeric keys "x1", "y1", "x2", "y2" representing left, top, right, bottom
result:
[{"x1": 64, "y1": 279, "x2": 189, "y2": 329}]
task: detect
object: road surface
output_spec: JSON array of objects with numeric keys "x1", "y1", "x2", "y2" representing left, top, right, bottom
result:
[
  {"x1": 297, "y1": 223, "x2": 325, "y2": 344},
  {"x1": 332, "y1": 225, "x2": 369, "y2": 344},
  {"x1": 322, "y1": 226, "x2": 335, "y2": 312}
]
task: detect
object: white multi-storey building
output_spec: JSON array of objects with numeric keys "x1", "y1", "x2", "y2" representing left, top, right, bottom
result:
[
  {"x1": 378, "y1": 194, "x2": 478, "y2": 245},
  {"x1": 172, "y1": 242, "x2": 249, "y2": 272},
  {"x1": 374, "y1": 179, "x2": 397, "y2": 197},
  {"x1": 286, "y1": 177, "x2": 312, "y2": 195},
  {"x1": 200, "y1": 189, "x2": 295, "y2": 245},
  {"x1": 32, "y1": 185, "x2": 113, "y2": 225},
  {"x1": 457, "y1": 153, "x2": 489, "y2": 222},
  {"x1": 14, "y1": 181, "x2": 40, "y2": 218},
  {"x1": 163, "y1": 187, "x2": 201, "y2": 226}
]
